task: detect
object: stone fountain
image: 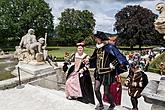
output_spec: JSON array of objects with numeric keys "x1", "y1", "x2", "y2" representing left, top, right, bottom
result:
[
  {"x1": 0, "y1": 29, "x2": 62, "y2": 90},
  {"x1": 141, "y1": 3, "x2": 165, "y2": 110},
  {"x1": 154, "y1": 3, "x2": 165, "y2": 39},
  {"x1": 13, "y1": 29, "x2": 57, "y2": 76}
]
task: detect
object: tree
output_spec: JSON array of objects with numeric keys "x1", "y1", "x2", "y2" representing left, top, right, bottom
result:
[
  {"x1": 114, "y1": 5, "x2": 162, "y2": 49},
  {"x1": 55, "y1": 8, "x2": 95, "y2": 46},
  {"x1": 0, "y1": 0, "x2": 54, "y2": 47}
]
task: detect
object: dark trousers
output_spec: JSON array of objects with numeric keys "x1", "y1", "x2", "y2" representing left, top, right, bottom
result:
[
  {"x1": 94, "y1": 80, "x2": 114, "y2": 107},
  {"x1": 131, "y1": 96, "x2": 138, "y2": 109},
  {"x1": 94, "y1": 80, "x2": 103, "y2": 106}
]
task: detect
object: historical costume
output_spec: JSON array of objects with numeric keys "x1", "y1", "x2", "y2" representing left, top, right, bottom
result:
[
  {"x1": 65, "y1": 42, "x2": 95, "y2": 104},
  {"x1": 90, "y1": 31, "x2": 128, "y2": 110},
  {"x1": 125, "y1": 62, "x2": 148, "y2": 110}
]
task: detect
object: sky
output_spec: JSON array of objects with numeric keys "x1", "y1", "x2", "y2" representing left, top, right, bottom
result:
[{"x1": 45, "y1": 0, "x2": 165, "y2": 34}]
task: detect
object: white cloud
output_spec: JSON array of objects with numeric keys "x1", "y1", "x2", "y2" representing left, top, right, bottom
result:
[
  {"x1": 124, "y1": 0, "x2": 164, "y2": 14},
  {"x1": 94, "y1": 14, "x2": 116, "y2": 33},
  {"x1": 45, "y1": 0, "x2": 164, "y2": 33}
]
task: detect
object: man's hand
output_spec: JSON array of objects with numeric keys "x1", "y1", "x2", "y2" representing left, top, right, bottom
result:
[
  {"x1": 124, "y1": 80, "x2": 129, "y2": 86},
  {"x1": 109, "y1": 63, "x2": 115, "y2": 69}
]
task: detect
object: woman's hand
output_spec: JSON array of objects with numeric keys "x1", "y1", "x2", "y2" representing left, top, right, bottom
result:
[{"x1": 82, "y1": 58, "x2": 89, "y2": 64}]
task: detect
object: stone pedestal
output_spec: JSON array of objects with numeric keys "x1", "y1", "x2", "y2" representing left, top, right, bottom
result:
[
  {"x1": 15, "y1": 61, "x2": 55, "y2": 76},
  {"x1": 141, "y1": 77, "x2": 165, "y2": 110},
  {"x1": 2, "y1": 61, "x2": 60, "y2": 90},
  {"x1": 154, "y1": 3, "x2": 165, "y2": 39}
]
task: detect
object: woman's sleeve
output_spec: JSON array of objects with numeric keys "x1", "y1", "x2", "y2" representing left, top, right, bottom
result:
[
  {"x1": 78, "y1": 55, "x2": 90, "y2": 74},
  {"x1": 89, "y1": 49, "x2": 97, "y2": 68}
]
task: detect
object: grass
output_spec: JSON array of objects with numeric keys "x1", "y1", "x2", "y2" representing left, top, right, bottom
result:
[
  {"x1": 48, "y1": 46, "x2": 94, "y2": 60},
  {"x1": 148, "y1": 52, "x2": 165, "y2": 74},
  {"x1": 118, "y1": 45, "x2": 157, "y2": 49},
  {"x1": 3, "y1": 45, "x2": 157, "y2": 59}
]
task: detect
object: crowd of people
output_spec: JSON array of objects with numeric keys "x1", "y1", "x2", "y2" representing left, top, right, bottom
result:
[
  {"x1": 62, "y1": 31, "x2": 150, "y2": 110},
  {"x1": 127, "y1": 49, "x2": 156, "y2": 71}
]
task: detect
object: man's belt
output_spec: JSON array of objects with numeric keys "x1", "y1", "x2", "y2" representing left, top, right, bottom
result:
[{"x1": 98, "y1": 68, "x2": 113, "y2": 74}]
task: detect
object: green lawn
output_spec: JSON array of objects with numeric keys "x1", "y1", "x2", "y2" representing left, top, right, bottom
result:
[
  {"x1": 1, "y1": 45, "x2": 162, "y2": 81},
  {"x1": 48, "y1": 46, "x2": 94, "y2": 59}
]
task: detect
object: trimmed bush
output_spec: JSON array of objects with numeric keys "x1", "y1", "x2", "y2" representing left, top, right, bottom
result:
[{"x1": 148, "y1": 52, "x2": 165, "y2": 74}]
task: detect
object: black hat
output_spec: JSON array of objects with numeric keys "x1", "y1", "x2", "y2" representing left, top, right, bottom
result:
[
  {"x1": 94, "y1": 31, "x2": 109, "y2": 40},
  {"x1": 104, "y1": 32, "x2": 111, "y2": 38},
  {"x1": 104, "y1": 33, "x2": 118, "y2": 38},
  {"x1": 129, "y1": 61, "x2": 140, "y2": 69}
]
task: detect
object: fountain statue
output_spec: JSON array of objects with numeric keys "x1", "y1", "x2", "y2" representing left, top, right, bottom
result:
[
  {"x1": 154, "y1": 2, "x2": 165, "y2": 39},
  {"x1": 141, "y1": 3, "x2": 165, "y2": 110},
  {"x1": 0, "y1": 29, "x2": 62, "y2": 90},
  {"x1": 13, "y1": 29, "x2": 57, "y2": 76},
  {"x1": 14, "y1": 29, "x2": 48, "y2": 63}
]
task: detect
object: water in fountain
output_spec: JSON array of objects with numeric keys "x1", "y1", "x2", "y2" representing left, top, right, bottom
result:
[{"x1": 0, "y1": 58, "x2": 18, "y2": 81}]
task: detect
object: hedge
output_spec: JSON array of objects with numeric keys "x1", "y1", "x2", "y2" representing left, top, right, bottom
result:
[{"x1": 148, "y1": 52, "x2": 165, "y2": 74}]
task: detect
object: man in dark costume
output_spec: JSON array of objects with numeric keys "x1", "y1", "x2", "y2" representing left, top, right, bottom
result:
[
  {"x1": 64, "y1": 40, "x2": 95, "y2": 105},
  {"x1": 90, "y1": 31, "x2": 129, "y2": 110}
]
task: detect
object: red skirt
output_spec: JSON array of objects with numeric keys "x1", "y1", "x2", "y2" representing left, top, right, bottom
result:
[{"x1": 103, "y1": 81, "x2": 122, "y2": 105}]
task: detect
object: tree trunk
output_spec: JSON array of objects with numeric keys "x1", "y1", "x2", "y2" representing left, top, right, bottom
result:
[
  {"x1": 139, "y1": 44, "x2": 141, "y2": 50},
  {"x1": 130, "y1": 45, "x2": 133, "y2": 50}
]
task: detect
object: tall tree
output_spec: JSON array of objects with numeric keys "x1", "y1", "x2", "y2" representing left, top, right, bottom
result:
[
  {"x1": 0, "y1": 0, "x2": 54, "y2": 47},
  {"x1": 55, "y1": 8, "x2": 95, "y2": 46},
  {"x1": 114, "y1": 5, "x2": 162, "y2": 49}
]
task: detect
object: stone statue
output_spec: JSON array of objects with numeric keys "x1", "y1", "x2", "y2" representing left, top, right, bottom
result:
[
  {"x1": 15, "y1": 37, "x2": 47, "y2": 63},
  {"x1": 155, "y1": 3, "x2": 165, "y2": 18},
  {"x1": 19, "y1": 29, "x2": 37, "y2": 50},
  {"x1": 154, "y1": 3, "x2": 165, "y2": 39},
  {"x1": 141, "y1": 4, "x2": 165, "y2": 110},
  {"x1": 14, "y1": 29, "x2": 37, "y2": 62},
  {"x1": 29, "y1": 37, "x2": 46, "y2": 61},
  {"x1": 15, "y1": 29, "x2": 57, "y2": 68},
  {"x1": 15, "y1": 29, "x2": 47, "y2": 62}
]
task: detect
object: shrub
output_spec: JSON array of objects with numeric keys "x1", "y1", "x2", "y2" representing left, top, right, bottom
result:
[{"x1": 148, "y1": 52, "x2": 165, "y2": 73}]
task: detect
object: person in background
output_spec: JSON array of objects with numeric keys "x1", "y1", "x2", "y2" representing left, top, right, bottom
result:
[
  {"x1": 159, "y1": 62, "x2": 164, "y2": 75},
  {"x1": 65, "y1": 40, "x2": 95, "y2": 105},
  {"x1": 125, "y1": 62, "x2": 148, "y2": 110}
]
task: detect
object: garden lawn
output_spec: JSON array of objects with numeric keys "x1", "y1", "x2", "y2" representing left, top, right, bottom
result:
[{"x1": 48, "y1": 46, "x2": 94, "y2": 60}]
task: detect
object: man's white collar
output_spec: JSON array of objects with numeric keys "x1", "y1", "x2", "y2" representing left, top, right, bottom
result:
[{"x1": 96, "y1": 43, "x2": 105, "y2": 49}]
